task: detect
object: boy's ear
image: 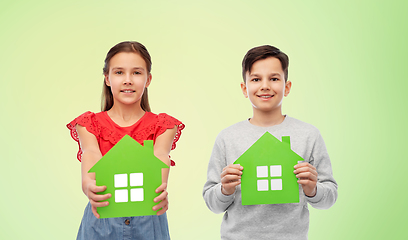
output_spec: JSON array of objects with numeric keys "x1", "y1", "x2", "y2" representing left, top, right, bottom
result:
[
  {"x1": 145, "y1": 73, "x2": 152, "y2": 88},
  {"x1": 105, "y1": 75, "x2": 110, "y2": 86},
  {"x1": 241, "y1": 82, "x2": 248, "y2": 98},
  {"x1": 284, "y1": 80, "x2": 292, "y2": 97}
]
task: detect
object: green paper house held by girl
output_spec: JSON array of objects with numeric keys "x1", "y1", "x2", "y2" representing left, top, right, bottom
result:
[{"x1": 89, "y1": 135, "x2": 169, "y2": 218}]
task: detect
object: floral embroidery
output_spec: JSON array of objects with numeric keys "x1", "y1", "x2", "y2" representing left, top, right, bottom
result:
[{"x1": 67, "y1": 111, "x2": 184, "y2": 166}]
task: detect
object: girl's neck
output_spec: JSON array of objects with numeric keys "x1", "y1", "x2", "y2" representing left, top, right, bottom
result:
[
  {"x1": 249, "y1": 108, "x2": 285, "y2": 127},
  {"x1": 107, "y1": 103, "x2": 145, "y2": 127}
]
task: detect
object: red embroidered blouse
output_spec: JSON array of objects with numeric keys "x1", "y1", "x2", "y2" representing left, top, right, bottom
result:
[{"x1": 67, "y1": 111, "x2": 184, "y2": 166}]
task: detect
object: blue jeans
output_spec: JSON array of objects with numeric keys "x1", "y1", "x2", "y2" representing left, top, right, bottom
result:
[{"x1": 77, "y1": 202, "x2": 170, "y2": 240}]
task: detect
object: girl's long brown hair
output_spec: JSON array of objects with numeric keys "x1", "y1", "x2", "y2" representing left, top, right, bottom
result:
[{"x1": 101, "y1": 41, "x2": 152, "y2": 112}]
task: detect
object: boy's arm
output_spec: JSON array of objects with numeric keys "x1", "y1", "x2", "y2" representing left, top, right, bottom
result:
[
  {"x1": 203, "y1": 138, "x2": 235, "y2": 214},
  {"x1": 304, "y1": 133, "x2": 338, "y2": 209}
]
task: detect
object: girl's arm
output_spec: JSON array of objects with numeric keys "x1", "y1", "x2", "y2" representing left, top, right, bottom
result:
[
  {"x1": 76, "y1": 125, "x2": 111, "y2": 218},
  {"x1": 152, "y1": 126, "x2": 177, "y2": 216}
]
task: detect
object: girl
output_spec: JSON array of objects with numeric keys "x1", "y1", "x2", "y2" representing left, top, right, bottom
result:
[{"x1": 67, "y1": 41, "x2": 184, "y2": 240}]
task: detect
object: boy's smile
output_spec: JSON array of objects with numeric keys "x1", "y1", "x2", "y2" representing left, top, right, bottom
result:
[
  {"x1": 241, "y1": 57, "x2": 291, "y2": 116},
  {"x1": 257, "y1": 94, "x2": 274, "y2": 100}
]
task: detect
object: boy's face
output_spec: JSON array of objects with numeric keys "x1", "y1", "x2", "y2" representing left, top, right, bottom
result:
[{"x1": 241, "y1": 57, "x2": 291, "y2": 114}]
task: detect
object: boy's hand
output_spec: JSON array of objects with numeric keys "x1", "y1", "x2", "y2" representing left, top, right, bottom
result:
[
  {"x1": 221, "y1": 164, "x2": 243, "y2": 195},
  {"x1": 294, "y1": 162, "x2": 318, "y2": 197},
  {"x1": 153, "y1": 183, "x2": 169, "y2": 216},
  {"x1": 83, "y1": 179, "x2": 111, "y2": 218}
]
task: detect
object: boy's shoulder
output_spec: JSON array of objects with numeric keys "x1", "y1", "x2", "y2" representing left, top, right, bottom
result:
[
  {"x1": 218, "y1": 119, "x2": 250, "y2": 136},
  {"x1": 216, "y1": 116, "x2": 321, "y2": 140},
  {"x1": 285, "y1": 116, "x2": 321, "y2": 133}
]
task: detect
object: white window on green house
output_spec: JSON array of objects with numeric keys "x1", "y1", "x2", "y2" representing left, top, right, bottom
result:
[
  {"x1": 256, "y1": 165, "x2": 282, "y2": 191},
  {"x1": 114, "y1": 173, "x2": 144, "y2": 202}
]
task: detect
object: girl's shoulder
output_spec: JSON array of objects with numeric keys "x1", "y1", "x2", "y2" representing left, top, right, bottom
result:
[
  {"x1": 143, "y1": 112, "x2": 184, "y2": 133},
  {"x1": 67, "y1": 111, "x2": 107, "y2": 131},
  {"x1": 67, "y1": 111, "x2": 98, "y2": 136},
  {"x1": 135, "y1": 112, "x2": 185, "y2": 151},
  {"x1": 145, "y1": 112, "x2": 183, "y2": 127},
  {"x1": 67, "y1": 111, "x2": 103, "y2": 161}
]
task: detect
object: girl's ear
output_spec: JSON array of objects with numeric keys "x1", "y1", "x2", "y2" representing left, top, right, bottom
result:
[
  {"x1": 284, "y1": 80, "x2": 292, "y2": 97},
  {"x1": 241, "y1": 82, "x2": 248, "y2": 98},
  {"x1": 105, "y1": 75, "x2": 110, "y2": 86},
  {"x1": 145, "y1": 73, "x2": 152, "y2": 88}
]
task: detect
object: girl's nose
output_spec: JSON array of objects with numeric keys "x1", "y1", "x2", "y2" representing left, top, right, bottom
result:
[{"x1": 123, "y1": 74, "x2": 132, "y2": 85}]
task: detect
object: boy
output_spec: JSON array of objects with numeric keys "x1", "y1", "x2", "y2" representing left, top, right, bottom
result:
[{"x1": 203, "y1": 45, "x2": 337, "y2": 240}]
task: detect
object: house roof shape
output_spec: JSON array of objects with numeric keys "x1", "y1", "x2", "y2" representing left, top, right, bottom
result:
[
  {"x1": 89, "y1": 135, "x2": 169, "y2": 218},
  {"x1": 234, "y1": 132, "x2": 303, "y2": 205}
]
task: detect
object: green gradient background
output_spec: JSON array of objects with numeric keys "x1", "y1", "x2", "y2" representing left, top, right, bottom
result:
[{"x1": 1, "y1": 0, "x2": 407, "y2": 239}]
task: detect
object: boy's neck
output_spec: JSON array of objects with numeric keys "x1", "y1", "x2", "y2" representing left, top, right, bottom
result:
[{"x1": 249, "y1": 109, "x2": 285, "y2": 127}]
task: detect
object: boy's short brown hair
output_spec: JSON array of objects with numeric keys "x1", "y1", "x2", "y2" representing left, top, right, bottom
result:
[{"x1": 242, "y1": 45, "x2": 289, "y2": 82}]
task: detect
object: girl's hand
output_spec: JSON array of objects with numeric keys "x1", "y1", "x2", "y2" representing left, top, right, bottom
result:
[
  {"x1": 221, "y1": 164, "x2": 243, "y2": 195},
  {"x1": 83, "y1": 179, "x2": 111, "y2": 218},
  {"x1": 153, "y1": 182, "x2": 168, "y2": 216},
  {"x1": 294, "y1": 162, "x2": 318, "y2": 197}
]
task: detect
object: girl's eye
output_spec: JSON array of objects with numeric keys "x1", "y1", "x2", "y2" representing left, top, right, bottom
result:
[
  {"x1": 133, "y1": 71, "x2": 141, "y2": 75},
  {"x1": 115, "y1": 71, "x2": 123, "y2": 75}
]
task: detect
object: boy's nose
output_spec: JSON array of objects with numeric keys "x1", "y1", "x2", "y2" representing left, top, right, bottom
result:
[{"x1": 261, "y1": 80, "x2": 270, "y2": 90}]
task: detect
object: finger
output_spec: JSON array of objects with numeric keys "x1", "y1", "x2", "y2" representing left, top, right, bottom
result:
[
  {"x1": 222, "y1": 164, "x2": 243, "y2": 172},
  {"x1": 294, "y1": 162, "x2": 315, "y2": 170},
  {"x1": 295, "y1": 172, "x2": 318, "y2": 181},
  {"x1": 90, "y1": 199, "x2": 109, "y2": 208},
  {"x1": 221, "y1": 175, "x2": 241, "y2": 184},
  {"x1": 88, "y1": 192, "x2": 112, "y2": 202},
  {"x1": 91, "y1": 205, "x2": 100, "y2": 219},
  {"x1": 154, "y1": 190, "x2": 168, "y2": 203},
  {"x1": 221, "y1": 168, "x2": 243, "y2": 178},
  {"x1": 155, "y1": 183, "x2": 167, "y2": 193},
  {"x1": 297, "y1": 179, "x2": 316, "y2": 186},
  {"x1": 222, "y1": 180, "x2": 241, "y2": 189},
  {"x1": 294, "y1": 162, "x2": 310, "y2": 167},
  {"x1": 153, "y1": 198, "x2": 168, "y2": 211},
  {"x1": 90, "y1": 184, "x2": 107, "y2": 194},
  {"x1": 293, "y1": 166, "x2": 317, "y2": 175},
  {"x1": 156, "y1": 204, "x2": 168, "y2": 216}
]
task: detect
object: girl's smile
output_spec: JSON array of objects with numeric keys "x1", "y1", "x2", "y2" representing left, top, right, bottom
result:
[{"x1": 121, "y1": 89, "x2": 136, "y2": 93}]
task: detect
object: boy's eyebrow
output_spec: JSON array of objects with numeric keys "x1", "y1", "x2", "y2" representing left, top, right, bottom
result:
[
  {"x1": 249, "y1": 72, "x2": 282, "y2": 77},
  {"x1": 269, "y1": 73, "x2": 282, "y2": 77}
]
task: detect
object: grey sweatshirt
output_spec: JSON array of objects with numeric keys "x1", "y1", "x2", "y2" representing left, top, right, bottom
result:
[{"x1": 203, "y1": 116, "x2": 338, "y2": 240}]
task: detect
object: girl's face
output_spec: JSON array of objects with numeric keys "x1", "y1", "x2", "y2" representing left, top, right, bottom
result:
[{"x1": 105, "y1": 52, "x2": 151, "y2": 108}]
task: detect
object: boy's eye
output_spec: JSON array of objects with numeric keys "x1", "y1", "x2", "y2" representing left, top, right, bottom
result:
[
  {"x1": 251, "y1": 78, "x2": 260, "y2": 82},
  {"x1": 271, "y1": 78, "x2": 279, "y2": 81}
]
